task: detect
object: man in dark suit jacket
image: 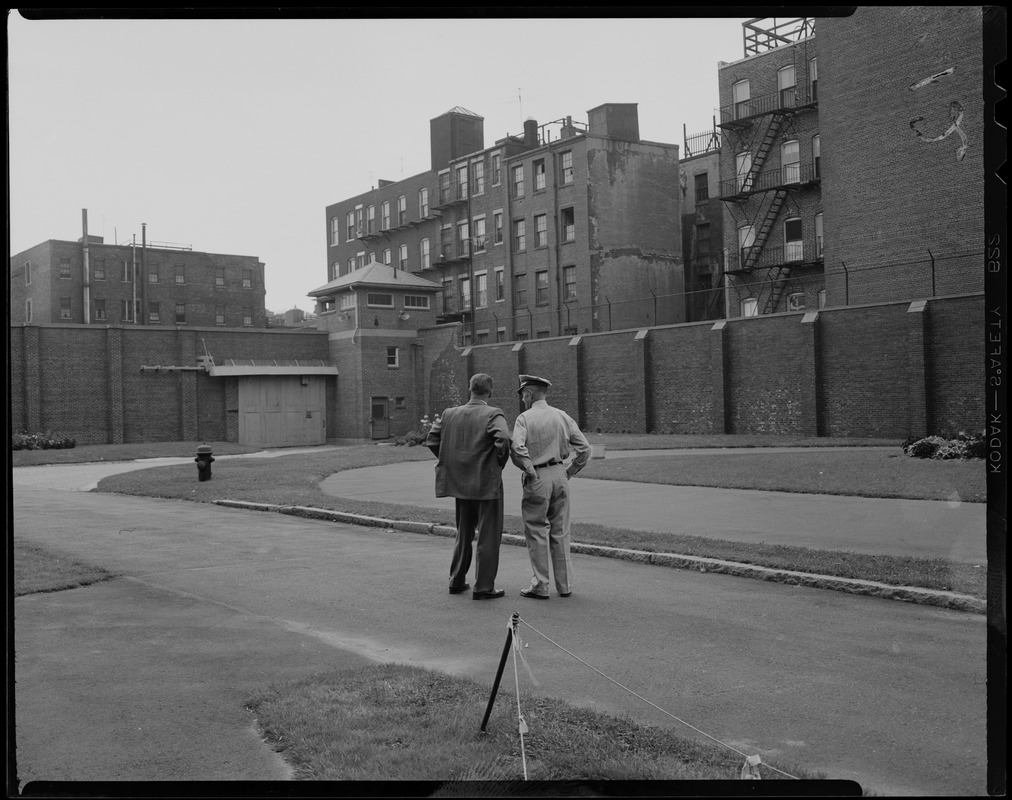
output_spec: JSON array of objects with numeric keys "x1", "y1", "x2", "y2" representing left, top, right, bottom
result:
[{"x1": 426, "y1": 373, "x2": 512, "y2": 600}]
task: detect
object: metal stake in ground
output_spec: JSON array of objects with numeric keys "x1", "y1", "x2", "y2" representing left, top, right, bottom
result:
[{"x1": 480, "y1": 611, "x2": 520, "y2": 732}]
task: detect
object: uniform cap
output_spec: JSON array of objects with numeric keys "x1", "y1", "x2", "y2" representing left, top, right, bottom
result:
[{"x1": 517, "y1": 374, "x2": 552, "y2": 394}]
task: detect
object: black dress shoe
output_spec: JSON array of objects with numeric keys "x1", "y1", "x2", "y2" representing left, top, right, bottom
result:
[
  {"x1": 472, "y1": 589, "x2": 506, "y2": 600},
  {"x1": 558, "y1": 592, "x2": 572, "y2": 597},
  {"x1": 520, "y1": 588, "x2": 549, "y2": 600},
  {"x1": 448, "y1": 583, "x2": 470, "y2": 595}
]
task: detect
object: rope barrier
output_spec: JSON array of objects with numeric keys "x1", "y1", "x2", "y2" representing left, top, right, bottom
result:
[{"x1": 515, "y1": 615, "x2": 800, "y2": 781}]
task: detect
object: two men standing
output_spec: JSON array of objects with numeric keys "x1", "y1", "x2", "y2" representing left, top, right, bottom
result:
[{"x1": 426, "y1": 372, "x2": 590, "y2": 601}]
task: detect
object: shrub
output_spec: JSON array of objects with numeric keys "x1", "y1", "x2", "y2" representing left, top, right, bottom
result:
[
  {"x1": 394, "y1": 414, "x2": 441, "y2": 447},
  {"x1": 903, "y1": 430, "x2": 985, "y2": 460},
  {"x1": 11, "y1": 431, "x2": 77, "y2": 451}
]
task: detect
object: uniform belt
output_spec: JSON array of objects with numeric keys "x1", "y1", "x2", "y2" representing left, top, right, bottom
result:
[{"x1": 535, "y1": 461, "x2": 562, "y2": 469}]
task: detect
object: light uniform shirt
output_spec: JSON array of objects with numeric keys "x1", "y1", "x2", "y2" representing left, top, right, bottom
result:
[{"x1": 511, "y1": 399, "x2": 591, "y2": 478}]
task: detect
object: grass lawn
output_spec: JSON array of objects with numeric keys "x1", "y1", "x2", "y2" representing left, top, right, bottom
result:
[
  {"x1": 91, "y1": 443, "x2": 987, "y2": 599},
  {"x1": 245, "y1": 662, "x2": 820, "y2": 782},
  {"x1": 14, "y1": 540, "x2": 116, "y2": 596}
]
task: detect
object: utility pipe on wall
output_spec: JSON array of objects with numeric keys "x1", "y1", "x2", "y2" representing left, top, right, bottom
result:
[{"x1": 82, "y1": 209, "x2": 91, "y2": 323}]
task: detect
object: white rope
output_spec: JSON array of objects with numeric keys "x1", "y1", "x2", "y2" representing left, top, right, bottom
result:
[
  {"x1": 510, "y1": 620, "x2": 529, "y2": 780},
  {"x1": 517, "y1": 617, "x2": 799, "y2": 781}
]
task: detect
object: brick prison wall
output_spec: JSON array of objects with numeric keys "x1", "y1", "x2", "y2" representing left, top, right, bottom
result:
[
  {"x1": 926, "y1": 294, "x2": 986, "y2": 436},
  {"x1": 725, "y1": 314, "x2": 807, "y2": 434},
  {"x1": 579, "y1": 330, "x2": 647, "y2": 434},
  {"x1": 647, "y1": 322, "x2": 718, "y2": 434},
  {"x1": 818, "y1": 6, "x2": 985, "y2": 305},
  {"x1": 817, "y1": 303, "x2": 913, "y2": 438},
  {"x1": 468, "y1": 342, "x2": 524, "y2": 426},
  {"x1": 515, "y1": 337, "x2": 581, "y2": 426}
]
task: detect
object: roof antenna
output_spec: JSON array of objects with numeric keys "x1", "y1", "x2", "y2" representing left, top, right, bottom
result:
[{"x1": 518, "y1": 87, "x2": 524, "y2": 126}]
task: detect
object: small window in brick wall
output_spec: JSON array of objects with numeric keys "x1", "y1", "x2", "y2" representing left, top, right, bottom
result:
[{"x1": 387, "y1": 347, "x2": 399, "y2": 368}]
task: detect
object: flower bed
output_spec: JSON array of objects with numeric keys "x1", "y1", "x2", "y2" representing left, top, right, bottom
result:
[
  {"x1": 11, "y1": 431, "x2": 77, "y2": 451},
  {"x1": 901, "y1": 431, "x2": 985, "y2": 460}
]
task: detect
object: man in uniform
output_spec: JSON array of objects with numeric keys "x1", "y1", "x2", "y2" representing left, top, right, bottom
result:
[
  {"x1": 510, "y1": 374, "x2": 591, "y2": 599},
  {"x1": 426, "y1": 373, "x2": 511, "y2": 600}
]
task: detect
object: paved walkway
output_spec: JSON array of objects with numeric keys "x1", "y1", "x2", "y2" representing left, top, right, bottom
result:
[{"x1": 320, "y1": 450, "x2": 986, "y2": 564}]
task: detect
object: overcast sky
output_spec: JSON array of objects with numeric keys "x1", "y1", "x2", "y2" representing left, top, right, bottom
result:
[{"x1": 8, "y1": 12, "x2": 749, "y2": 313}]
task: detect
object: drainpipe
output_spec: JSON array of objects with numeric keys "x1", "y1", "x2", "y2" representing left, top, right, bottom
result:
[
  {"x1": 81, "y1": 209, "x2": 91, "y2": 323},
  {"x1": 132, "y1": 235, "x2": 138, "y2": 324}
]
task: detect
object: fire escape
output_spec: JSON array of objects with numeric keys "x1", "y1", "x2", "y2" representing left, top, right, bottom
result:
[
  {"x1": 719, "y1": 17, "x2": 820, "y2": 315},
  {"x1": 430, "y1": 169, "x2": 473, "y2": 325}
]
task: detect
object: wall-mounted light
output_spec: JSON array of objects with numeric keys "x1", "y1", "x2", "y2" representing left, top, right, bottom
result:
[{"x1": 398, "y1": 311, "x2": 411, "y2": 321}]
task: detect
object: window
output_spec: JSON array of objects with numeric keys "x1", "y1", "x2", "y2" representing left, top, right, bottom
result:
[
  {"x1": 534, "y1": 159, "x2": 546, "y2": 192},
  {"x1": 355, "y1": 206, "x2": 364, "y2": 236},
  {"x1": 493, "y1": 211, "x2": 503, "y2": 245},
  {"x1": 383, "y1": 248, "x2": 392, "y2": 266},
  {"x1": 534, "y1": 214, "x2": 547, "y2": 248},
  {"x1": 787, "y1": 293, "x2": 806, "y2": 312},
  {"x1": 215, "y1": 267, "x2": 225, "y2": 287},
  {"x1": 148, "y1": 264, "x2": 159, "y2": 284},
  {"x1": 330, "y1": 216, "x2": 341, "y2": 246},
  {"x1": 243, "y1": 268, "x2": 253, "y2": 288},
  {"x1": 454, "y1": 164, "x2": 468, "y2": 201},
  {"x1": 121, "y1": 299, "x2": 134, "y2": 322},
  {"x1": 175, "y1": 303, "x2": 186, "y2": 324},
  {"x1": 560, "y1": 151, "x2": 573, "y2": 185},
  {"x1": 60, "y1": 258, "x2": 71, "y2": 279},
  {"x1": 473, "y1": 217, "x2": 487, "y2": 252},
  {"x1": 696, "y1": 223, "x2": 712, "y2": 266},
  {"x1": 397, "y1": 195, "x2": 407, "y2": 225},
  {"x1": 818, "y1": 288, "x2": 827, "y2": 309},
  {"x1": 418, "y1": 188, "x2": 429, "y2": 218},
  {"x1": 471, "y1": 159, "x2": 485, "y2": 195},
  {"x1": 340, "y1": 294, "x2": 356, "y2": 310},
  {"x1": 148, "y1": 302, "x2": 160, "y2": 323},
  {"x1": 59, "y1": 297, "x2": 72, "y2": 320},
  {"x1": 243, "y1": 307, "x2": 253, "y2": 327},
  {"x1": 442, "y1": 278, "x2": 455, "y2": 313},
  {"x1": 475, "y1": 330, "x2": 489, "y2": 345},
  {"x1": 735, "y1": 151, "x2": 753, "y2": 192},
  {"x1": 491, "y1": 152, "x2": 502, "y2": 185},
  {"x1": 784, "y1": 217, "x2": 803, "y2": 262},
  {"x1": 561, "y1": 208, "x2": 575, "y2": 243},
  {"x1": 215, "y1": 306, "x2": 225, "y2": 325},
  {"x1": 732, "y1": 79, "x2": 750, "y2": 119},
  {"x1": 90, "y1": 298, "x2": 105, "y2": 321},
  {"x1": 535, "y1": 270, "x2": 549, "y2": 306},
  {"x1": 420, "y1": 238, "x2": 430, "y2": 269},
  {"x1": 366, "y1": 204, "x2": 376, "y2": 233},
  {"x1": 346, "y1": 211, "x2": 356, "y2": 241},
  {"x1": 381, "y1": 201, "x2": 391, "y2": 229},
  {"x1": 395, "y1": 396, "x2": 406, "y2": 409},
  {"x1": 513, "y1": 219, "x2": 526, "y2": 252},
  {"x1": 496, "y1": 327, "x2": 506, "y2": 343},
  {"x1": 563, "y1": 266, "x2": 576, "y2": 300},
  {"x1": 175, "y1": 265, "x2": 185, "y2": 285},
  {"x1": 398, "y1": 244, "x2": 408, "y2": 270},
  {"x1": 494, "y1": 267, "x2": 504, "y2": 302},
  {"x1": 459, "y1": 276, "x2": 471, "y2": 310},
  {"x1": 347, "y1": 257, "x2": 356, "y2": 275},
  {"x1": 476, "y1": 273, "x2": 488, "y2": 308},
  {"x1": 387, "y1": 347, "x2": 399, "y2": 368},
  {"x1": 457, "y1": 220, "x2": 470, "y2": 257},
  {"x1": 815, "y1": 213, "x2": 824, "y2": 259},
  {"x1": 92, "y1": 260, "x2": 105, "y2": 281},
  {"x1": 738, "y1": 224, "x2": 756, "y2": 268},
  {"x1": 440, "y1": 226, "x2": 453, "y2": 260},
  {"x1": 512, "y1": 164, "x2": 525, "y2": 198},
  {"x1": 515, "y1": 330, "x2": 529, "y2": 341},
  {"x1": 330, "y1": 261, "x2": 339, "y2": 281},
  {"x1": 812, "y1": 135, "x2": 821, "y2": 179},
  {"x1": 810, "y1": 58, "x2": 818, "y2": 102},
  {"x1": 356, "y1": 252, "x2": 365, "y2": 270},
  {"x1": 781, "y1": 140, "x2": 800, "y2": 184},
  {"x1": 694, "y1": 173, "x2": 709, "y2": 203},
  {"x1": 367, "y1": 293, "x2": 394, "y2": 307},
  {"x1": 25, "y1": 298, "x2": 33, "y2": 322},
  {"x1": 404, "y1": 294, "x2": 430, "y2": 310},
  {"x1": 536, "y1": 329, "x2": 551, "y2": 340},
  {"x1": 122, "y1": 260, "x2": 133, "y2": 282},
  {"x1": 742, "y1": 297, "x2": 758, "y2": 317},
  {"x1": 25, "y1": 262, "x2": 31, "y2": 285},
  {"x1": 778, "y1": 65, "x2": 796, "y2": 108},
  {"x1": 514, "y1": 273, "x2": 527, "y2": 306}
]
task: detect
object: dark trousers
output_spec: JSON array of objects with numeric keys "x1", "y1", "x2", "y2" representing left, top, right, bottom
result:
[{"x1": 450, "y1": 484, "x2": 504, "y2": 593}]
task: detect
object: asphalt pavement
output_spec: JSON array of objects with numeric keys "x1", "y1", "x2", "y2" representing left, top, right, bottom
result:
[{"x1": 10, "y1": 448, "x2": 992, "y2": 795}]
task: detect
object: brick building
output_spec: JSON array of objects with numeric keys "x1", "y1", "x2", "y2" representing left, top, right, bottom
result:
[
  {"x1": 680, "y1": 125, "x2": 725, "y2": 322},
  {"x1": 10, "y1": 224, "x2": 268, "y2": 329},
  {"x1": 716, "y1": 10, "x2": 985, "y2": 316},
  {"x1": 322, "y1": 103, "x2": 684, "y2": 345}
]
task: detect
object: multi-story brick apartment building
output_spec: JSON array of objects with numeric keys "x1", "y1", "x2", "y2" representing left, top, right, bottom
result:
[
  {"x1": 10, "y1": 222, "x2": 268, "y2": 329},
  {"x1": 680, "y1": 122, "x2": 725, "y2": 322},
  {"x1": 716, "y1": 10, "x2": 984, "y2": 316},
  {"x1": 322, "y1": 103, "x2": 684, "y2": 344}
]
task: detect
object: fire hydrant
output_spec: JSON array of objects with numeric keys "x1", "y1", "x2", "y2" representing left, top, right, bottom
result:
[{"x1": 195, "y1": 443, "x2": 214, "y2": 482}]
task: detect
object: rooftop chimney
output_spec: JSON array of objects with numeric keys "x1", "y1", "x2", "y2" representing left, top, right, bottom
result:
[
  {"x1": 587, "y1": 103, "x2": 640, "y2": 142},
  {"x1": 523, "y1": 118, "x2": 540, "y2": 147}
]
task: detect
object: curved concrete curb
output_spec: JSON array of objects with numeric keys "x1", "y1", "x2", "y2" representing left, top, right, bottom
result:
[{"x1": 214, "y1": 500, "x2": 985, "y2": 615}]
